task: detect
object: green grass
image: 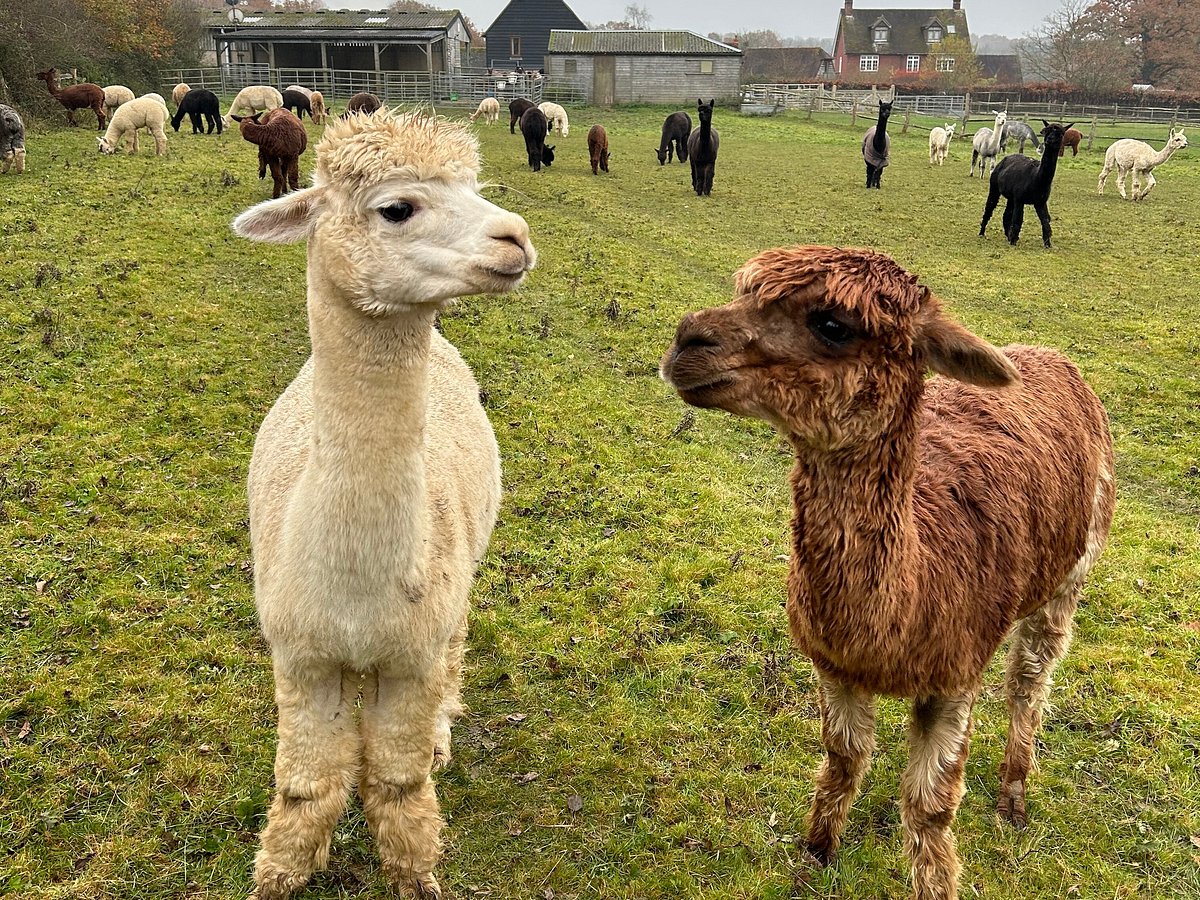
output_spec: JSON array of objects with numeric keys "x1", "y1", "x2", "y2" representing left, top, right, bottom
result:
[{"x1": 1, "y1": 104, "x2": 1198, "y2": 900}]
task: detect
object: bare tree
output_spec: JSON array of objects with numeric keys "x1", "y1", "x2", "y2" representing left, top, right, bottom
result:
[
  {"x1": 623, "y1": 3, "x2": 652, "y2": 30},
  {"x1": 1018, "y1": 0, "x2": 1136, "y2": 91}
]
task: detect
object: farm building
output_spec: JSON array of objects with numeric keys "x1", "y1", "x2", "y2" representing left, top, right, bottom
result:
[
  {"x1": 832, "y1": 0, "x2": 970, "y2": 80},
  {"x1": 743, "y1": 47, "x2": 836, "y2": 83},
  {"x1": 484, "y1": 0, "x2": 587, "y2": 72},
  {"x1": 545, "y1": 30, "x2": 742, "y2": 105},
  {"x1": 205, "y1": 8, "x2": 472, "y2": 73},
  {"x1": 978, "y1": 53, "x2": 1023, "y2": 84}
]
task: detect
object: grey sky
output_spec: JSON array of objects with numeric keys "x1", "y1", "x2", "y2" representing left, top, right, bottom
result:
[{"x1": 323, "y1": 0, "x2": 1053, "y2": 40}]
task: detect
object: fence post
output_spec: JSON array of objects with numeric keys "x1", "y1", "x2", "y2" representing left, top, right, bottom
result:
[
  {"x1": 851, "y1": 101, "x2": 858, "y2": 127},
  {"x1": 1171, "y1": 107, "x2": 1179, "y2": 130},
  {"x1": 807, "y1": 89, "x2": 817, "y2": 120},
  {"x1": 902, "y1": 108, "x2": 911, "y2": 134},
  {"x1": 961, "y1": 92, "x2": 971, "y2": 134},
  {"x1": 1112, "y1": 103, "x2": 1118, "y2": 125},
  {"x1": 1087, "y1": 115, "x2": 1097, "y2": 151}
]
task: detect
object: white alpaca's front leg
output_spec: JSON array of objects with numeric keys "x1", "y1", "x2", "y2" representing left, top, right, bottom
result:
[
  {"x1": 1116, "y1": 166, "x2": 1129, "y2": 199},
  {"x1": 1137, "y1": 170, "x2": 1156, "y2": 200}
]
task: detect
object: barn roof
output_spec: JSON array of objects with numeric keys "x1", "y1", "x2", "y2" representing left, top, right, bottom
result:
[
  {"x1": 978, "y1": 53, "x2": 1023, "y2": 84},
  {"x1": 743, "y1": 47, "x2": 833, "y2": 80},
  {"x1": 207, "y1": 8, "x2": 462, "y2": 31},
  {"x1": 837, "y1": 7, "x2": 970, "y2": 56},
  {"x1": 547, "y1": 30, "x2": 742, "y2": 56}
]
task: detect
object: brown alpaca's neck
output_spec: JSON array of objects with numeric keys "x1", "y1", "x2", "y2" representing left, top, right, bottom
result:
[
  {"x1": 43, "y1": 75, "x2": 61, "y2": 97},
  {"x1": 786, "y1": 378, "x2": 923, "y2": 680}
]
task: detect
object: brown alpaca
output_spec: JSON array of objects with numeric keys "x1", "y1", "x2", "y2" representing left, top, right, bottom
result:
[
  {"x1": 35, "y1": 68, "x2": 106, "y2": 129},
  {"x1": 587, "y1": 123, "x2": 609, "y2": 175},
  {"x1": 661, "y1": 246, "x2": 1115, "y2": 900},
  {"x1": 233, "y1": 107, "x2": 307, "y2": 199},
  {"x1": 1059, "y1": 126, "x2": 1083, "y2": 157}
]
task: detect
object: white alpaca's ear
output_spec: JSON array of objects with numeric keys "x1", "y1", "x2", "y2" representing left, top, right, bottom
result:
[
  {"x1": 233, "y1": 187, "x2": 326, "y2": 244},
  {"x1": 917, "y1": 309, "x2": 1019, "y2": 388}
]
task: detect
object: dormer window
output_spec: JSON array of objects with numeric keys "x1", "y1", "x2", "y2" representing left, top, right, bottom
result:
[
  {"x1": 927, "y1": 25, "x2": 943, "y2": 42},
  {"x1": 874, "y1": 25, "x2": 889, "y2": 42}
]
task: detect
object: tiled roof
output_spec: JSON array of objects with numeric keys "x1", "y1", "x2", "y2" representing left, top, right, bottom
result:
[
  {"x1": 547, "y1": 30, "x2": 741, "y2": 56},
  {"x1": 744, "y1": 47, "x2": 833, "y2": 80},
  {"x1": 207, "y1": 8, "x2": 462, "y2": 30},
  {"x1": 838, "y1": 8, "x2": 969, "y2": 56}
]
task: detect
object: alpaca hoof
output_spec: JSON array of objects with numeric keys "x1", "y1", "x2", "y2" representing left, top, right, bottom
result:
[
  {"x1": 997, "y1": 780, "x2": 1028, "y2": 828},
  {"x1": 412, "y1": 872, "x2": 442, "y2": 899},
  {"x1": 804, "y1": 842, "x2": 836, "y2": 867},
  {"x1": 431, "y1": 744, "x2": 452, "y2": 772}
]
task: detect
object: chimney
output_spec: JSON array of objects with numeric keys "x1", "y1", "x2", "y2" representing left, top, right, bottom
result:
[
  {"x1": 844, "y1": 0, "x2": 853, "y2": 13},
  {"x1": 952, "y1": 0, "x2": 961, "y2": 8}
]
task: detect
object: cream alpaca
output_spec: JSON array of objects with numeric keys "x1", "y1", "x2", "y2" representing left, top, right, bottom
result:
[
  {"x1": 171, "y1": 82, "x2": 190, "y2": 108},
  {"x1": 469, "y1": 96, "x2": 500, "y2": 124},
  {"x1": 97, "y1": 94, "x2": 169, "y2": 156},
  {"x1": 970, "y1": 110, "x2": 1006, "y2": 178},
  {"x1": 233, "y1": 109, "x2": 536, "y2": 900},
  {"x1": 102, "y1": 85, "x2": 134, "y2": 115},
  {"x1": 928, "y1": 123, "x2": 955, "y2": 165},
  {"x1": 225, "y1": 85, "x2": 283, "y2": 124},
  {"x1": 1097, "y1": 128, "x2": 1188, "y2": 200},
  {"x1": 538, "y1": 101, "x2": 569, "y2": 137}
]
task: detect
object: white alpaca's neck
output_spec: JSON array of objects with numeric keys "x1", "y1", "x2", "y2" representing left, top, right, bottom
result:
[{"x1": 1149, "y1": 141, "x2": 1180, "y2": 167}]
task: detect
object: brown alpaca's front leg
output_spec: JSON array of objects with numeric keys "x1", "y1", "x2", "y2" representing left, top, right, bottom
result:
[
  {"x1": 253, "y1": 665, "x2": 360, "y2": 900},
  {"x1": 805, "y1": 674, "x2": 877, "y2": 865},
  {"x1": 360, "y1": 665, "x2": 447, "y2": 898},
  {"x1": 900, "y1": 693, "x2": 974, "y2": 900}
]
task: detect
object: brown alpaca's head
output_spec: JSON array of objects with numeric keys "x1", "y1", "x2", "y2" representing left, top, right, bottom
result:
[{"x1": 661, "y1": 246, "x2": 1019, "y2": 449}]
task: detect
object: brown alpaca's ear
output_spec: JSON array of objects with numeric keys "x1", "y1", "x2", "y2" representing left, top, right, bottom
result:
[
  {"x1": 233, "y1": 186, "x2": 326, "y2": 244},
  {"x1": 917, "y1": 310, "x2": 1020, "y2": 388}
]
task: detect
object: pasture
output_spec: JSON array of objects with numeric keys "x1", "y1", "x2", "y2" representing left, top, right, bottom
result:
[{"x1": 1, "y1": 103, "x2": 1198, "y2": 899}]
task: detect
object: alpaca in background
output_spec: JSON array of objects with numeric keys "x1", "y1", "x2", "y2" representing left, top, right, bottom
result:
[
  {"x1": 861, "y1": 99, "x2": 892, "y2": 187},
  {"x1": 970, "y1": 110, "x2": 1007, "y2": 177},
  {"x1": 687, "y1": 99, "x2": 719, "y2": 196},
  {"x1": 980, "y1": 121, "x2": 1071, "y2": 248},
  {"x1": 1098, "y1": 129, "x2": 1189, "y2": 200},
  {"x1": 929, "y1": 123, "x2": 955, "y2": 166}
]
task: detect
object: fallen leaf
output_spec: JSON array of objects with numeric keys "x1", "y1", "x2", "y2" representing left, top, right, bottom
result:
[
  {"x1": 35, "y1": 579, "x2": 49, "y2": 594},
  {"x1": 1189, "y1": 834, "x2": 1200, "y2": 849},
  {"x1": 506, "y1": 713, "x2": 527, "y2": 725},
  {"x1": 768, "y1": 810, "x2": 778, "y2": 828},
  {"x1": 567, "y1": 794, "x2": 583, "y2": 813},
  {"x1": 1184, "y1": 622, "x2": 1200, "y2": 633},
  {"x1": 513, "y1": 771, "x2": 539, "y2": 784},
  {"x1": 17, "y1": 720, "x2": 33, "y2": 742}
]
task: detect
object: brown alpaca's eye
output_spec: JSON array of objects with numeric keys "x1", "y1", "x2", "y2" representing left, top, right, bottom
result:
[
  {"x1": 379, "y1": 203, "x2": 414, "y2": 223},
  {"x1": 808, "y1": 312, "x2": 856, "y2": 346}
]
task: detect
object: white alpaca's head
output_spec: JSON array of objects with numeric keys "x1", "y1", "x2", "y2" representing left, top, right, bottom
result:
[
  {"x1": 97, "y1": 136, "x2": 117, "y2": 154},
  {"x1": 1166, "y1": 128, "x2": 1188, "y2": 152},
  {"x1": 233, "y1": 109, "x2": 536, "y2": 315},
  {"x1": 992, "y1": 110, "x2": 1008, "y2": 130}
]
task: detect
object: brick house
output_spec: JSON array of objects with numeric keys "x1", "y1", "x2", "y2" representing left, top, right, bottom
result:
[{"x1": 832, "y1": 0, "x2": 970, "y2": 81}]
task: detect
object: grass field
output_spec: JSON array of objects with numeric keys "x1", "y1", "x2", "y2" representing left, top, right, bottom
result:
[{"x1": 1, "y1": 103, "x2": 1198, "y2": 900}]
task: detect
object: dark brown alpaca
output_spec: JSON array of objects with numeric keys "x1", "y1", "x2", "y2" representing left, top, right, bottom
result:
[
  {"x1": 661, "y1": 246, "x2": 1115, "y2": 900},
  {"x1": 35, "y1": 68, "x2": 106, "y2": 129},
  {"x1": 1059, "y1": 126, "x2": 1083, "y2": 157}
]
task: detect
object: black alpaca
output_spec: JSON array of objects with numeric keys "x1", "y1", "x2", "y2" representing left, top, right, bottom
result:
[
  {"x1": 657, "y1": 110, "x2": 691, "y2": 165},
  {"x1": 979, "y1": 121, "x2": 1072, "y2": 248},
  {"x1": 519, "y1": 107, "x2": 555, "y2": 172},
  {"x1": 170, "y1": 89, "x2": 223, "y2": 135},
  {"x1": 687, "y1": 99, "x2": 719, "y2": 196},
  {"x1": 861, "y1": 99, "x2": 892, "y2": 188},
  {"x1": 280, "y1": 88, "x2": 312, "y2": 120},
  {"x1": 509, "y1": 97, "x2": 536, "y2": 134}
]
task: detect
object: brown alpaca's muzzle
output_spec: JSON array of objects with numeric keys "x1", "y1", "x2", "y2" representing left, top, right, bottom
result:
[{"x1": 661, "y1": 311, "x2": 740, "y2": 407}]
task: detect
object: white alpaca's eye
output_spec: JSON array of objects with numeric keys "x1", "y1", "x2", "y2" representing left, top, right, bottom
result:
[{"x1": 379, "y1": 202, "x2": 414, "y2": 223}]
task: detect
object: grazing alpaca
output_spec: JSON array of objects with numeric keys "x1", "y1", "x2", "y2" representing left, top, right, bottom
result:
[
  {"x1": 172, "y1": 82, "x2": 190, "y2": 109},
  {"x1": 35, "y1": 68, "x2": 106, "y2": 129},
  {"x1": 661, "y1": 244, "x2": 1114, "y2": 900},
  {"x1": 1058, "y1": 127, "x2": 1082, "y2": 157},
  {"x1": 102, "y1": 85, "x2": 135, "y2": 116},
  {"x1": 171, "y1": 89, "x2": 223, "y2": 135},
  {"x1": 657, "y1": 110, "x2": 691, "y2": 165},
  {"x1": 284, "y1": 84, "x2": 313, "y2": 100},
  {"x1": 344, "y1": 92, "x2": 382, "y2": 117},
  {"x1": 1000, "y1": 120, "x2": 1040, "y2": 155},
  {"x1": 687, "y1": 98, "x2": 719, "y2": 196},
  {"x1": 233, "y1": 108, "x2": 308, "y2": 199},
  {"x1": 508, "y1": 97, "x2": 536, "y2": 134},
  {"x1": 861, "y1": 99, "x2": 892, "y2": 188},
  {"x1": 281, "y1": 88, "x2": 312, "y2": 120},
  {"x1": 928, "y1": 123, "x2": 955, "y2": 165},
  {"x1": 469, "y1": 97, "x2": 500, "y2": 124},
  {"x1": 980, "y1": 121, "x2": 1070, "y2": 248},
  {"x1": 232, "y1": 108, "x2": 535, "y2": 900},
  {"x1": 225, "y1": 85, "x2": 284, "y2": 125},
  {"x1": 97, "y1": 94, "x2": 169, "y2": 156},
  {"x1": 0, "y1": 104, "x2": 27, "y2": 174},
  {"x1": 587, "y1": 124, "x2": 609, "y2": 174},
  {"x1": 538, "y1": 101, "x2": 569, "y2": 137},
  {"x1": 518, "y1": 106, "x2": 555, "y2": 171},
  {"x1": 1097, "y1": 128, "x2": 1189, "y2": 201},
  {"x1": 970, "y1": 110, "x2": 1007, "y2": 177},
  {"x1": 310, "y1": 91, "x2": 328, "y2": 125}
]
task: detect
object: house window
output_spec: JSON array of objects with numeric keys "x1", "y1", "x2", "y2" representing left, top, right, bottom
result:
[
  {"x1": 699, "y1": 59, "x2": 714, "y2": 75},
  {"x1": 873, "y1": 26, "x2": 889, "y2": 42},
  {"x1": 937, "y1": 56, "x2": 955, "y2": 72},
  {"x1": 907, "y1": 55, "x2": 920, "y2": 72},
  {"x1": 860, "y1": 55, "x2": 879, "y2": 72},
  {"x1": 510, "y1": 36, "x2": 521, "y2": 57},
  {"x1": 563, "y1": 58, "x2": 577, "y2": 75},
  {"x1": 927, "y1": 26, "x2": 942, "y2": 42}
]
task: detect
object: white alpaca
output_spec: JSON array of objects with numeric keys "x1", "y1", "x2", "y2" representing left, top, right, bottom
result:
[
  {"x1": 538, "y1": 101, "x2": 569, "y2": 137},
  {"x1": 172, "y1": 82, "x2": 190, "y2": 109},
  {"x1": 102, "y1": 85, "x2": 134, "y2": 116},
  {"x1": 97, "y1": 94, "x2": 168, "y2": 156},
  {"x1": 469, "y1": 96, "x2": 500, "y2": 125},
  {"x1": 1098, "y1": 128, "x2": 1189, "y2": 200},
  {"x1": 232, "y1": 110, "x2": 536, "y2": 900},
  {"x1": 310, "y1": 91, "x2": 328, "y2": 125},
  {"x1": 970, "y1": 110, "x2": 1007, "y2": 178},
  {"x1": 225, "y1": 85, "x2": 284, "y2": 125},
  {"x1": 929, "y1": 123, "x2": 955, "y2": 166}
]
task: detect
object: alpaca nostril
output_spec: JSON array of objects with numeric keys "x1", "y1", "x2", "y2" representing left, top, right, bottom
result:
[{"x1": 679, "y1": 332, "x2": 720, "y2": 352}]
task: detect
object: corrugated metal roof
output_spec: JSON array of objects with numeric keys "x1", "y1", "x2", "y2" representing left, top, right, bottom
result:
[
  {"x1": 207, "y1": 9, "x2": 461, "y2": 30},
  {"x1": 547, "y1": 30, "x2": 741, "y2": 56}
]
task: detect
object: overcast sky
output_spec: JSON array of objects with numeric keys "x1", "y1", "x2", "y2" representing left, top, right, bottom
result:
[{"x1": 322, "y1": 0, "x2": 1053, "y2": 39}]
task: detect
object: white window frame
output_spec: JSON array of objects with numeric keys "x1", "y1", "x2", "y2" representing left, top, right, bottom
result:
[
  {"x1": 906, "y1": 55, "x2": 921, "y2": 72},
  {"x1": 927, "y1": 26, "x2": 942, "y2": 42},
  {"x1": 859, "y1": 55, "x2": 879, "y2": 73},
  {"x1": 563, "y1": 58, "x2": 577, "y2": 75},
  {"x1": 873, "y1": 26, "x2": 889, "y2": 43},
  {"x1": 937, "y1": 56, "x2": 955, "y2": 72},
  {"x1": 510, "y1": 36, "x2": 521, "y2": 57},
  {"x1": 699, "y1": 59, "x2": 714, "y2": 75}
]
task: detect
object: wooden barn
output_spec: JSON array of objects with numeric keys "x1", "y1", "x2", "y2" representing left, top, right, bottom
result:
[
  {"x1": 545, "y1": 30, "x2": 742, "y2": 106},
  {"x1": 483, "y1": 0, "x2": 587, "y2": 72},
  {"x1": 206, "y1": 8, "x2": 471, "y2": 73}
]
